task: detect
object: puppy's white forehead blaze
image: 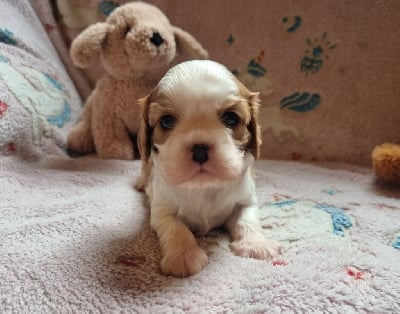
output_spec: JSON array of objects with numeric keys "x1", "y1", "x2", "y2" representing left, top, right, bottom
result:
[{"x1": 157, "y1": 60, "x2": 239, "y2": 109}]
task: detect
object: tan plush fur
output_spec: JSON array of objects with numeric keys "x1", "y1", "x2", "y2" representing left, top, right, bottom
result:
[
  {"x1": 372, "y1": 143, "x2": 400, "y2": 185},
  {"x1": 67, "y1": 2, "x2": 208, "y2": 159}
]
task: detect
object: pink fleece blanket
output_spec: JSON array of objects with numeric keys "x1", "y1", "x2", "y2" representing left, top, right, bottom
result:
[{"x1": 1, "y1": 156, "x2": 399, "y2": 312}]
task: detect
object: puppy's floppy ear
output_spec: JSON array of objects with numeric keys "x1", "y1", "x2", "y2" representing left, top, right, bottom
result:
[
  {"x1": 70, "y1": 22, "x2": 109, "y2": 68},
  {"x1": 136, "y1": 91, "x2": 155, "y2": 192},
  {"x1": 234, "y1": 77, "x2": 262, "y2": 159},
  {"x1": 246, "y1": 92, "x2": 262, "y2": 159},
  {"x1": 137, "y1": 90, "x2": 155, "y2": 163},
  {"x1": 172, "y1": 26, "x2": 209, "y2": 59}
]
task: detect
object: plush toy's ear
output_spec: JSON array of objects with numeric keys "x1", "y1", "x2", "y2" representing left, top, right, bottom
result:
[
  {"x1": 172, "y1": 26, "x2": 209, "y2": 59},
  {"x1": 70, "y1": 22, "x2": 109, "y2": 68}
]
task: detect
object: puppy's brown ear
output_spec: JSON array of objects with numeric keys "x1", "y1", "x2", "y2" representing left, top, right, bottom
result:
[
  {"x1": 137, "y1": 89, "x2": 157, "y2": 162},
  {"x1": 135, "y1": 91, "x2": 155, "y2": 191},
  {"x1": 234, "y1": 77, "x2": 262, "y2": 158},
  {"x1": 246, "y1": 92, "x2": 262, "y2": 159},
  {"x1": 137, "y1": 96, "x2": 151, "y2": 163}
]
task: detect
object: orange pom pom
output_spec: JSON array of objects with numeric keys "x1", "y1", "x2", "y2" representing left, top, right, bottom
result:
[{"x1": 372, "y1": 143, "x2": 400, "y2": 185}]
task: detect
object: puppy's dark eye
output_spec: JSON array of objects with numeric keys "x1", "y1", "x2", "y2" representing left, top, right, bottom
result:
[
  {"x1": 221, "y1": 111, "x2": 240, "y2": 128},
  {"x1": 160, "y1": 115, "x2": 176, "y2": 129}
]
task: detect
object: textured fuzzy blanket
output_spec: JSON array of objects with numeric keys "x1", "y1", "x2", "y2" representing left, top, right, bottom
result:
[
  {"x1": 1, "y1": 2, "x2": 399, "y2": 312},
  {"x1": 1, "y1": 157, "x2": 399, "y2": 313}
]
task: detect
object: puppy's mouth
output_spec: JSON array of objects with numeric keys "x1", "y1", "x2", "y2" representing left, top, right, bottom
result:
[
  {"x1": 194, "y1": 166, "x2": 215, "y2": 179},
  {"x1": 175, "y1": 165, "x2": 213, "y2": 182},
  {"x1": 172, "y1": 162, "x2": 240, "y2": 188}
]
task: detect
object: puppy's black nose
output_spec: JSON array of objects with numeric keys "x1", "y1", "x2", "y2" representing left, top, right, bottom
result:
[
  {"x1": 150, "y1": 32, "x2": 164, "y2": 47},
  {"x1": 191, "y1": 144, "x2": 209, "y2": 165}
]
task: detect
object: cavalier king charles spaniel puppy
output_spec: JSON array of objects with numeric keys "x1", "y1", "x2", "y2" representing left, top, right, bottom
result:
[{"x1": 136, "y1": 60, "x2": 281, "y2": 277}]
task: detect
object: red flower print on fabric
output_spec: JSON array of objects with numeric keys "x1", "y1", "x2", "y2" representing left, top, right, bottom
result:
[{"x1": 0, "y1": 100, "x2": 8, "y2": 118}]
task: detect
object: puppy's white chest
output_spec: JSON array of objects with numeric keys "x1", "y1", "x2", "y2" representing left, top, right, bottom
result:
[
  {"x1": 175, "y1": 189, "x2": 236, "y2": 235},
  {"x1": 150, "y1": 168, "x2": 256, "y2": 235}
]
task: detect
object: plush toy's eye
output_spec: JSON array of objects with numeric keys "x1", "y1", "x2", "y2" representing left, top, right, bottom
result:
[
  {"x1": 160, "y1": 115, "x2": 176, "y2": 130},
  {"x1": 124, "y1": 26, "x2": 132, "y2": 37},
  {"x1": 221, "y1": 111, "x2": 240, "y2": 128}
]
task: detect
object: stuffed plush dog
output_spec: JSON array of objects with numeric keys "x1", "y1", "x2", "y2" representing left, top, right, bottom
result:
[
  {"x1": 136, "y1": 60, "x2": 282, "y2": 277},
  {"x1": 67, "y1": 2, "x2": 208, "y2": 159}
]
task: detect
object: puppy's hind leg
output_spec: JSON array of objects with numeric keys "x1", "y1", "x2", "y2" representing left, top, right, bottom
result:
[
  {"x1": 152, "y1": 210, "x2": 208, "y2": 277},
  {"x1": 226, "y1": 205, "x2": 282, "y2": 260}
]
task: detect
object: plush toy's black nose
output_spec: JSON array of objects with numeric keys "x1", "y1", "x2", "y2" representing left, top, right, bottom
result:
[
  {"x1": 191, "y1": 144, "x2": 209, "y2": 165},
  {"x1": 150, "y1": 32, "x2": 164, "y2": 47}
]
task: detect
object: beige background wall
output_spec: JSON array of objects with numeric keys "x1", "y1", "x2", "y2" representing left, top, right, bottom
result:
[{"x1": 57, "y1": 0, "x2": 400, "y2": 164}]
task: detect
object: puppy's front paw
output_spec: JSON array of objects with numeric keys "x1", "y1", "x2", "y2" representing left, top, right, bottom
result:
[
  {"x1": 230, "y1": 234, "x2": 282, "y2": 260},
  {"x1": 161, "y1": 246, "x2": 208, "y2": 277}
]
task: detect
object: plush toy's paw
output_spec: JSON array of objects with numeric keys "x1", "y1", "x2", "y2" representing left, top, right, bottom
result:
[
  {"x1": 97, "y1": 143, "x2": 134, "y2": 160},
  {"x1": 160, "y1": 246, "x2": 208, "y2": 277},
  {"x1": 230, "y1": 233, "x2": 282, "y2": 260},
  {"x1": 67, "y1": 122, "x2": 95, "y2": 156},
  {"x1": 134, "y1": 176, "x2": 147, "y2": 192},
  {"x1": 372, "y1": 143, "x2": 400, "y2": 185}
]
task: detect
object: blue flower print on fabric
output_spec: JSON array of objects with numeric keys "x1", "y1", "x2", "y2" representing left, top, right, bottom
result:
[
  {"x1": 44, "y1": 73, "x2": 63, "y2": 91},
  {"x1": 233, "y1": 59, "x2": 266, "y2": 78},
  {"x1": 269, "y1": 199, "x2": 297, "y2": 208},
  {"x1": 392, "y1": 234, "x2": 400, "y2": 250},
  {"x1": 322, "y1": 188, "x2": 339, "y2": 196},
  {"x1": 227, "y1": 34, "x2": 234, "y2": 46},
  {"x1": 46, "y1": 100, "x2": 71, "y2": 128},
  {"x1": 301, "y1": 32, "x2": 337, "y2": 77},
  {"x1": 99, "y1": 1, "x2": 119, "y2": 16},
  {"x1": 280, "y1": 92, "x2": 321, "y2": 113},
  {"x1": 0, "y1": 28, "x2": 17, "y2": 46},
  {"x1": 0, "y1": 53, "x2": 9, "y2": 63},
  {"x1": 247, "y1": 59, "x2": 266, "y2": 78},
  {"x1": 282, "y1": 16, "x2": 302, "y2": 33},
  {"x1": 315, "y1": 204, "x2": 352, "y2": 236}
]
